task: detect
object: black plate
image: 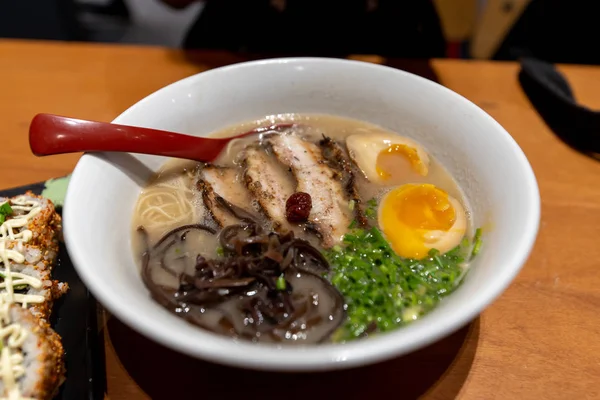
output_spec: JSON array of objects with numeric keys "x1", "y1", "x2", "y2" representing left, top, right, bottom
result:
[{"x1": 0, "y1": 182, "x2": 105, "y2": 400}]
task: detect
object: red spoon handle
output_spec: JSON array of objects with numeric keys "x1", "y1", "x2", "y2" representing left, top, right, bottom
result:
[{"x1": 29, "y1": 113, "x2": 229, "y2": 161}]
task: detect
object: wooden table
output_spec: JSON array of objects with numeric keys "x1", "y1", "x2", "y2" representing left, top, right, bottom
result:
[{"x1": 2, "y1": 39, "x2": 600, "y2": 400}]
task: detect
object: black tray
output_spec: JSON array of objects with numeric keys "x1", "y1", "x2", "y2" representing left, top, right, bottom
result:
[{"x1": 0, "y1": 182, "x2": 105, "y2": 400}]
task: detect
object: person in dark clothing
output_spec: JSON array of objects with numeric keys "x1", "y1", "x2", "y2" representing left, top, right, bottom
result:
[{"x1": 160, "y1": 0, "x2": 446, "y2": 58}]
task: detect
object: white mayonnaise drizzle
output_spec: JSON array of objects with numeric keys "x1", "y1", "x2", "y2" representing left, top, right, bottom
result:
[{"x1": 0, "y1": 197, "x2": 44, "y2": 400}]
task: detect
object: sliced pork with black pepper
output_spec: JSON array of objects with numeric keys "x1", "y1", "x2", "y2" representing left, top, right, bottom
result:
[
  {"x1": 268, "y1": 135, "x2": 353, "y2": 248},
  {"x1": 198, "y1": 165, "x2": 255, "y2": 227},
  {"x1": 319, "y1": 136, "x2": 368, "y2": 227},
  {"x1": 241, "y1": 145, "x2": 295, "y2": 232}
]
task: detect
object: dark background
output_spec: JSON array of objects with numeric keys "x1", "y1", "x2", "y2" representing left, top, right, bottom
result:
[{"x1": 1, "y1": 0, "x2": 599, "y2": 64}]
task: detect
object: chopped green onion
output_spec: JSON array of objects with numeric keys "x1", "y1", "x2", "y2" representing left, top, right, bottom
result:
[
  {"x1": 364, "y1": 198, "x2": 378, "y2": 219},
  {"x1": 348, "y1": 200, "x2": 356, "y2": 211},
  {"x1": 216, "y1": 247, "x2": 224, "y2": 257},
  {"x1": 433, "y1": 254, "x2": 444, "y2": 269},
  {"x1": 325, "y1": 223, "x2": 480, "y2": 343},
  {"x1": 428, "y1": 248, "x2": 440, "y2": 257},
  {"x1": 471, "y1": 228, "x2": 483, "y2": 259},
  {"x1": 276, "y1": 275, "x2": 286, "y2": 291},
  {"x1": 0, "y1": 202, "x2": 12, "y2": 225},
  {"x1": 0, "y1": 273, "x2": 29, "y2": 290},
  {"x1": 0, "y1": 202, "x2": 13, "y2": 216}
]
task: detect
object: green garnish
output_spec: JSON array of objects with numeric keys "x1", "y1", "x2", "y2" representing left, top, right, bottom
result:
[
  {"x1": 348, "y1": 200, "x2": 356, "y2": 211},
  {"x1": 276, "y1": 275, "x2": 286, "y2": 291},
  {"x1": 0, "y1": 202, "x2": 13, "y2": 224},
  {"x1": 41, "y1": 175, "x2": 71, "y2": 207},
  {"x1": 0, "y1": 202, "x2": 13, "y2": 216},
  {"x1": 471, "y1": 228, "x2": 483, "y2": 259},
  {"x1": 0, "y1": 272, "x2": 30, "y2": 291},
  {"x1": 325, "y1": 225, "x2": 478, "y2": 342},
  {"x1": 364, "y1": 198, "x2": 378, "y2": 219},
  {"x1": 216, "y1": 247, "x2": 224, "y2": 257}
]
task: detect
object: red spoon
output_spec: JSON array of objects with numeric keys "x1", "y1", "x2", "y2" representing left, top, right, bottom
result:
[{"x1": 29, "y1": 113, "x2": 294, "y2": 162}]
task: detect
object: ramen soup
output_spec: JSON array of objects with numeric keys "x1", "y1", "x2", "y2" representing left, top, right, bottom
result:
[{"x1": 132, "y1": 114, "x2": 482, "y2": 345}]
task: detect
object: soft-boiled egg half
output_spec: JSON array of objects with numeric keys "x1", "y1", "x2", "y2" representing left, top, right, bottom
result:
[
  {"x1": 378, "y1": 183, "x2": 467, "y2": 260},
  {"x1": 346, "y1": 132, "x2": 430, "y2": 184}
]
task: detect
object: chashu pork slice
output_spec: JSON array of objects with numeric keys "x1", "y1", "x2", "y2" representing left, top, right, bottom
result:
[
  {"x1": 268, "y1": 135, "x2": 353, "y2": 248},
  {"x1": 198, "y1": 165, "x2": 256, "y2": 227},
  {"x1": 241, "y1": 145, "x2": 295, "y2": 232},
  {"x1": 319, "y1": 136, "x2": 368, "y2": 227}
]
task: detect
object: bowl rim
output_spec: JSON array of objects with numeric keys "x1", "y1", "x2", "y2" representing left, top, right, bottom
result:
[{"x1": 63, "y1": 57, "x2": 541, "y2": 371}]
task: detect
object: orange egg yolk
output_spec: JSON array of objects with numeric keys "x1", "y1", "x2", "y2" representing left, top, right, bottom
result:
[
  {"x1": 375, "y1": 144, "x2": 427, "y2": 181},
  {"x1": 379, "y1": 184, "x2": 456, "y2": 259}
]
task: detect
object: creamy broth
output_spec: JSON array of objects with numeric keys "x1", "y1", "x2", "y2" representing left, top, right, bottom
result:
[{"x1": 131, "y1": 114, "x2": 474, "y2": 345}]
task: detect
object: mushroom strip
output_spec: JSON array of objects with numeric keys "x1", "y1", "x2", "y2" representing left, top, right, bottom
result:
[{"x1": 138, "y1": 222, "x2": 347, "y2": 343}]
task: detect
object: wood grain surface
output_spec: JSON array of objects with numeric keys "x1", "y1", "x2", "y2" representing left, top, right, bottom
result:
[{"x1": 1, "y1": 39, "x2": 599, "y2": 400}]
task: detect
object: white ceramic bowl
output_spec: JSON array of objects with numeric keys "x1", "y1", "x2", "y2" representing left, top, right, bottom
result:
[{"x1": 63, "y1": 58, "x2": 540, "y2": 371}]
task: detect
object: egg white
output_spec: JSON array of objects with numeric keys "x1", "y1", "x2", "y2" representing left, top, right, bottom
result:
[
  {"x1": 346, "y1": 132, "x2": 430, "y2": 184},
  {"x1": 421, "y1": 195, "x2": 467, "y2": 255}
]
